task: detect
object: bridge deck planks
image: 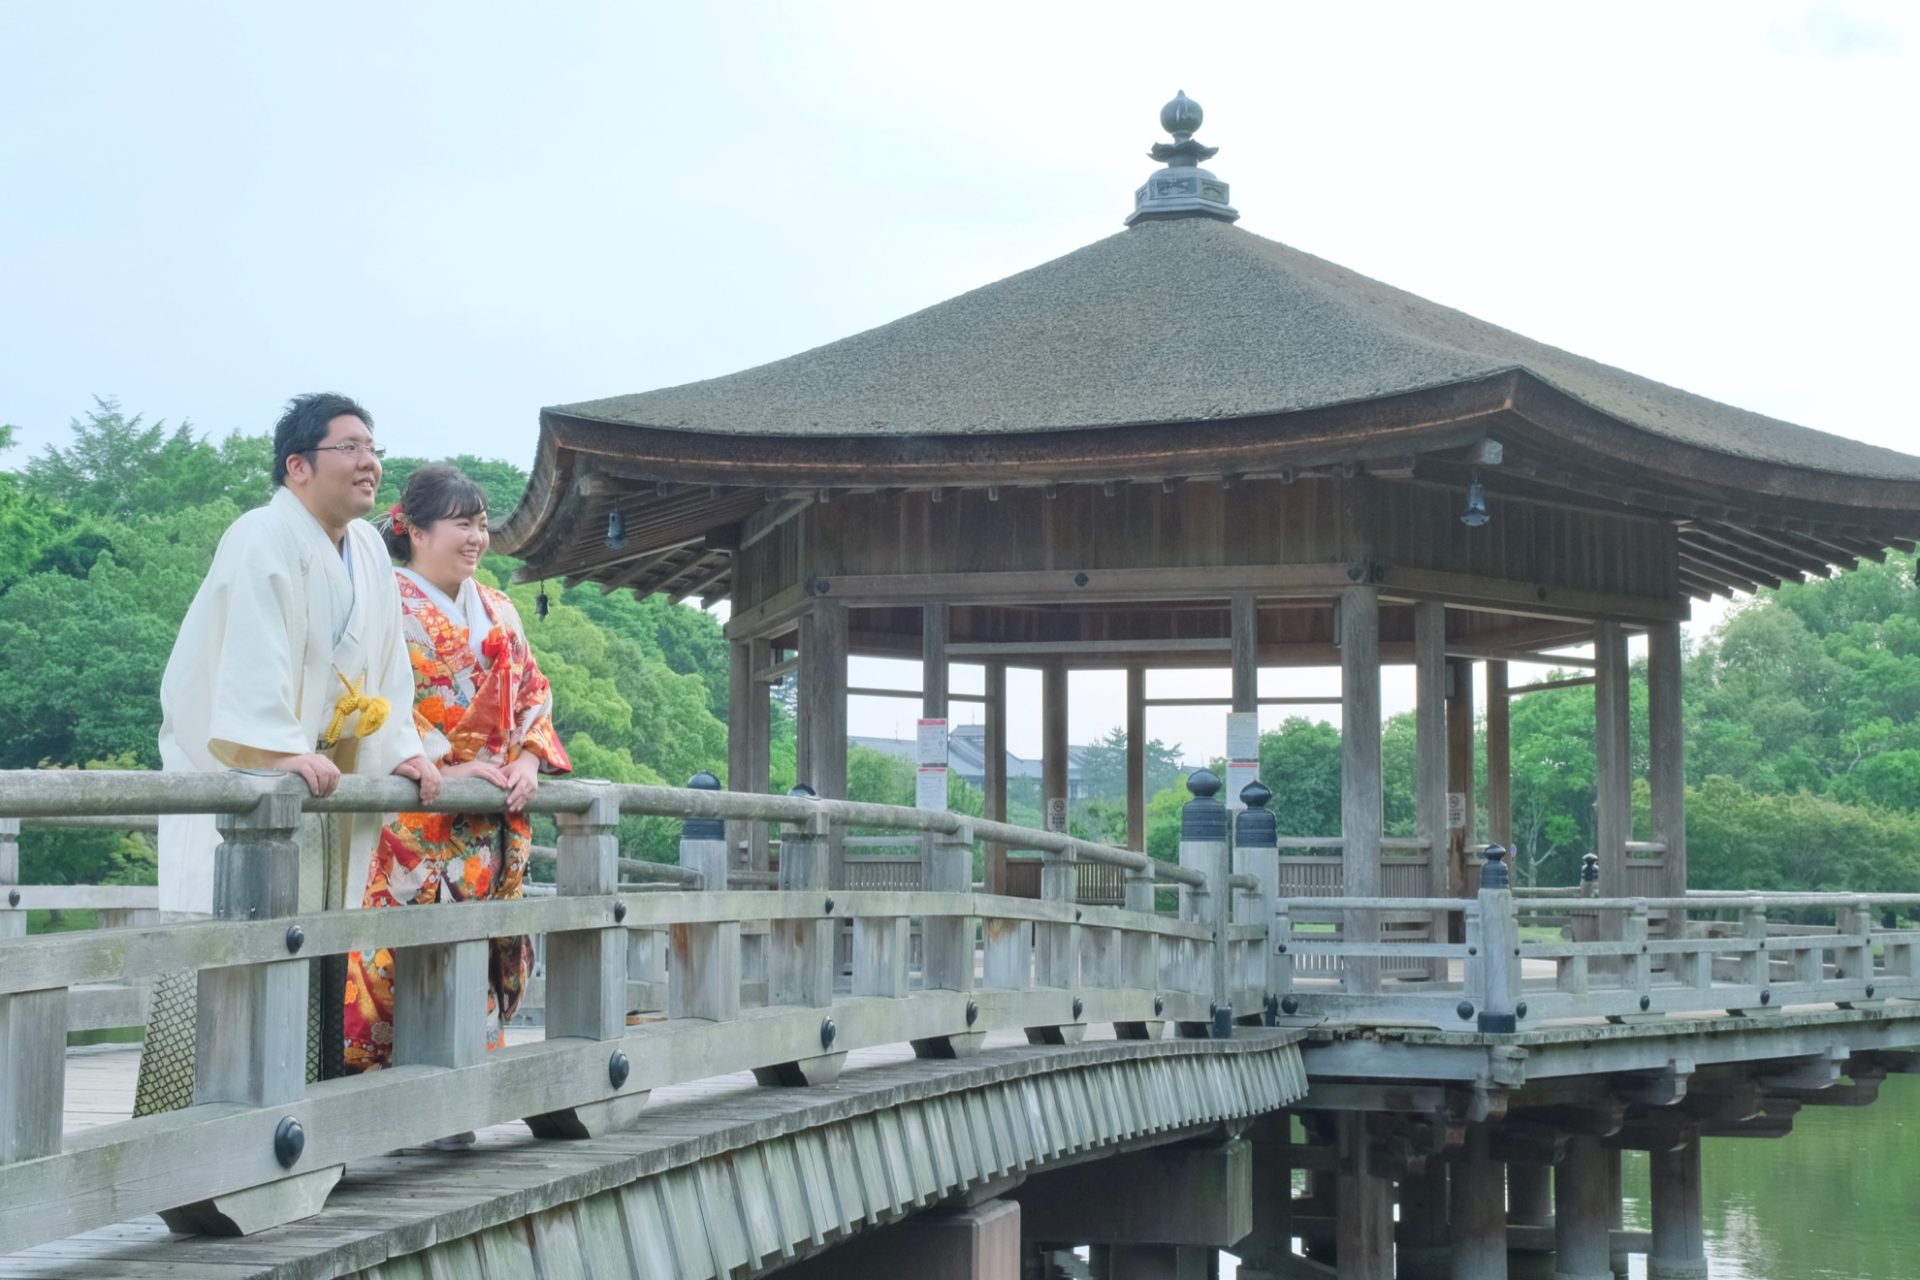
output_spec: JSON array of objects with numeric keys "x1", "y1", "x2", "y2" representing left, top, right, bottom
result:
[{"x1": 9, "y1": 1027, "x2": 1306, "y2": 1279}]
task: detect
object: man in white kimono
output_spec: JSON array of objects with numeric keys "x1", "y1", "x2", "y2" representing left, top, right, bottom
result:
[{"x1": 139, "y1": 392, "x2": 441, "y2": 1113}]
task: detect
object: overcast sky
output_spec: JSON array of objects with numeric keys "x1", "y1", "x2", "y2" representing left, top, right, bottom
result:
[{"x1": 3, "y1": 3, "x2": 1915, "y2": 760}]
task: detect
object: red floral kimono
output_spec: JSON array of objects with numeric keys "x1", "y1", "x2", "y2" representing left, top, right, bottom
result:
[{"x1": 343, "y1": 575, "x2": 570, "y2": 1071}]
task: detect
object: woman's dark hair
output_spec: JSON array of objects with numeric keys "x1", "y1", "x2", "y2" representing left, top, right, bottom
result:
[
  {"x1": 379, "y1": 464, "x2": 488, "y2": 562},
  {"x1": 273, "y1": 392, "x2": 373, "y2": 486}
]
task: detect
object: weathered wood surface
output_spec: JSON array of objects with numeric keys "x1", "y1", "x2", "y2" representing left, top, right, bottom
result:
[{"x1": 9, "y1": 1028, "x2": 1307, "y2": 1280}]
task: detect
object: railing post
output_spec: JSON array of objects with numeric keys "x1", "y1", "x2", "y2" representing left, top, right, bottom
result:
[
  {"x1": 921, "y1": 819, "x2": 975, "y2": 993},
  {"x1": 1236, "y1": 782, "x2": 1279, "y2": 1025},
  {"x1": 669, "y1": 772, "x2": 739, "y2": 1023},
  {"x1": 756, "y1": 786, "x2": 846, "y2": 1086},
  {"x1": 1736, "y1": 904, "x2": 1775, "y2": 1013},
  {"x1": 913, "y1": 819, "x2": 988, "y2": 1060},
  {"x1": 0, "y1": 911, "x2": 66, "y2": 1159},
  {"x1": 1837, "y1": 898, "x2": 1876, "y2": 1006},
  {"x1": 1473, "y1": 845, "x2": 1519, "y2": 1034},
  {"x1": 1625, "y1": 900, "x2": 1653, "y2": 1013},
  {"x1": 1025, "y1": 826, "x2": 1086, "y2": 1041},
  {"x1": 1180, "y1": 770, "x2": 1231, "y2": 1038},
  {"x1": 160, "y1": 775, "x2": 341, "y2": 1236},
  {"x1": 0, "y1": 817, "x2": 22, "y2": 940},
  {"x1": 525, "y1": 780, "x2": 644, "y2": 1139}
]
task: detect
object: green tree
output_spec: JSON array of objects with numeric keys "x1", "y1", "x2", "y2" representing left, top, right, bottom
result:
[{"x1": 1075, "y1": 727, "x2": 1186, "y2": 802}]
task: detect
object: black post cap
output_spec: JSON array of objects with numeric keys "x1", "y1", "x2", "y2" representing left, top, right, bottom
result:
[
  {"x1": 681, "y1": 770, "x2": 724, "y2": 841},
  {"x1": 788, "y1": 783, "x2": 817, "y2": 799},
  {"x1": 1187, "y1": 769, "x2": 1221, "y2": 799},
  {"x1": 1480, "y1": 844, "x2": 1510, "y2": 890},
  {"x1": 1182, "y1": 769, "x2": 1227, "y2": 842}
]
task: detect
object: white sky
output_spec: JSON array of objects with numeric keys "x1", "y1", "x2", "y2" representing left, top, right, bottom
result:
[{"x1": 2, "y1": 2, "x2": 1914, "y2": 760}]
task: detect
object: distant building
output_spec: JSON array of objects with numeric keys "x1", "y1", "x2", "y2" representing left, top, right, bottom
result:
[{"x1": 849, "y1": 724, "x2": 1088, "y2": 798}]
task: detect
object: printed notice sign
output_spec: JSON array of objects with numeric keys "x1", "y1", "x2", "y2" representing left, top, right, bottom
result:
[
  {"x1": 1448, "y1": 792, "x2": 1468, "y2": 830},
  {"x1": 1227, "y1": 761, "x2": 1260, "y2": 811},
  {"x1": 1225, "y1": 712, "x2": 1259, "y2": 764},
  {"x1": 917, "y1": 766, "x2": 949, "y2": 812},
  {"x1": 916, "y1": 718, "x2": 949, "y2": 766},
  {"x1": 1046, "y1": 796, "x2": 1069, "y2": 833}
]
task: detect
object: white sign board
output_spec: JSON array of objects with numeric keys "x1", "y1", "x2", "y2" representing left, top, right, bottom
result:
[
  {"x1": 917, "y1": 766, "x2": 949, "y2": 812},
  {"x1": 1448, "y1": 792, "x2": 1468, "y2": 830},
  {"x1": 916, "y1": 718, "x2": 949, "y2": 766},
  {"x1": 1225, "y1": 712, "x2": 1260, "y2": 764},
  {"x1": 1046, "y1": 796, "x2": 1069, "y2": 833},
  {"x1": 1226, "y1": 761, "x2": 1261, "y2": 812}
]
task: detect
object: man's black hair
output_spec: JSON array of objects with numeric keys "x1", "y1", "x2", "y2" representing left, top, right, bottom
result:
[{"x1": 273, "y1": 392, "x2": 374, "y2": 486}]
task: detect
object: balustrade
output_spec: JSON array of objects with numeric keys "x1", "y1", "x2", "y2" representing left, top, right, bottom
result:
[{"x1": 4, "y1": 768, "x2": 1919, "y2": 1257}]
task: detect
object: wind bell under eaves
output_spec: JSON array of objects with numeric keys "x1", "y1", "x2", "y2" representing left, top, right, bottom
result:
[{"x1": 1125, "y1": 90, "x2": 1240, "y2": 226}]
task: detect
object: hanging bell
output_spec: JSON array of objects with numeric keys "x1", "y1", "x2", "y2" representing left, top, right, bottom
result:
[
  {"x1": 536, "y1": 583, "x2": 551, "y2": 621},
  {"x1": 1460, "y1": 475, "x2": 1489, "y2": 528},
  {"x1": 605, "y1": 508, "x2": 627, "y2": 550}
]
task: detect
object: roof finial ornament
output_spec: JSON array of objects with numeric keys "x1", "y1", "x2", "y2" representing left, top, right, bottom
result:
[{"x1": 1126, "y1": 90, "x2": 1240, "y2": 227}]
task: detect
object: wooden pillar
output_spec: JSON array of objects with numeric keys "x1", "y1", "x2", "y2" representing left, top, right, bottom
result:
[
  {"x1": 728, "y1": 638, "x2": 773, "y2": 871},
  {"x1": 1485, "y1": 662, "x2": 1511, "y2": 851},
  {"x1": 1127, "y1": 666, "x2": 1147, "y2": 852},
  {"x1": 1593, "y1": 622, "x2": 1631, "y2": 894},
  {"x1": 1646, "y1": 1138, "x2": 1708, "y2": 1280},
  {"x1": 1648, "y1": 620, "x2": 1687, "y2": 904},
  {"x1": 1447, "y1": 658, "x2": 1476, "y2": 881},
  {"x1": 1230, "y1": 593, "x2": 1258, "y2": 713},
  {"x1": 1553, "y1": 1135, "x2": 1614, "y2": 1280},
  {"x1": 1415, "y1": 603, "x2": 1449, "y2": 973},
  {"x1": 1449, "y1": 1124, "x2": 1508, "y2": 1279},
  {"x1": 1339, "y1": 586, "x2": 1382, "y2": 993},
  {"x1": 1043, "y1": 662, "x2": 1070, "y2": 831},
  {"x1": 1397, "y1": 1160, "x2": 1451, "y2": 1280},
  {"x1": 984, "y1": 661, "x2": 1008, "y2": 894},
  {"x1": 1336, "y1": 1112, "x2": 1394, "y2": 1279},
  {"x1": 799, "y1": 601, "x2": 850, "y2": 888}
]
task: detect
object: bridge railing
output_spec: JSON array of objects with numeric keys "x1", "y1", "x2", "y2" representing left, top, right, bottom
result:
[
  {"x1": 0, "y1": 766, "x2": 1243, "y2": 1254},
  {"x1": 1263, "y1": 847, "x2": 1920, "y2": 1032}
]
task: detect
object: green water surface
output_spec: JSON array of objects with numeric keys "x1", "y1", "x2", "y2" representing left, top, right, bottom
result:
[{"x1": 1619, "y1": 1073, "x2": 1920, "y2": 1280}]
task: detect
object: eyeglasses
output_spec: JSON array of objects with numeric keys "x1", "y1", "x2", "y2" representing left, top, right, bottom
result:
[{"x1": 307, "y1": 442, "x2": 387, "y2": 461}]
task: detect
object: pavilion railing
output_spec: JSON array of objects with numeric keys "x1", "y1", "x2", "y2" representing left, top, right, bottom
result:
[
  {"x1": 0, "y1": 767, "x2": 1252, "y2": 1255},
  {"x1": 1263, "y1": 848, "x2": 1920, "y2": 1031}
]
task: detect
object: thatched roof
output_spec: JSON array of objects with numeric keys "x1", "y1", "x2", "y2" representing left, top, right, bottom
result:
[{"x1": 549, "y1": 215, "x2": 1920, "y2": 483}]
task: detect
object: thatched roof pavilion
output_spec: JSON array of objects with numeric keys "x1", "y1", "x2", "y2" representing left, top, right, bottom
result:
[{"x1": 499, "y1": 92, "x2": 1920, "y2": 935}]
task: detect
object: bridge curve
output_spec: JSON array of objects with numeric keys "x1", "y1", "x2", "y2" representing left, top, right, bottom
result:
[{"x1": 7, "y1": 1031, "x2": 1304, "y2": 1280}]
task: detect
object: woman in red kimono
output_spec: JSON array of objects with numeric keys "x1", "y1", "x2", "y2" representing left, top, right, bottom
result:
[{"x1": 344, "y1": 465, "x2": 570, "y2": 1071}]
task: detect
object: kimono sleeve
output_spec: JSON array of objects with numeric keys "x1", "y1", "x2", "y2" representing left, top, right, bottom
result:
[
  {"x1": 501, "y1": 598, "x2": 571, "y2": 774},
  {"x1": 198, "y1": 522, "x2": 312, "y2": 768}
]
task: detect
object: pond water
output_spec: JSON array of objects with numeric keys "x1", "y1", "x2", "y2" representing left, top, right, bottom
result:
[{"x1": 1618, "y1": 1072, "x2": 1918, "y2": 1280}]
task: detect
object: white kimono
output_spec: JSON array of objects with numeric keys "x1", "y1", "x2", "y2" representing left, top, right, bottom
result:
[{"x1": 157, "y1": 487, "x2": 423, "y2": 914}]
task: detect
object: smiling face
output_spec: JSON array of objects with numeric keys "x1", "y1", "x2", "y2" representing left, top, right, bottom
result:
[
  {"x1": 284, "y1": 413, "x2": 382, "y2": 534},
  {"x1": 410, "y1": 506, "x2": 490, "y2": 595}
]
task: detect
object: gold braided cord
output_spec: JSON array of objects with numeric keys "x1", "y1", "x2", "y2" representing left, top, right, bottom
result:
[{"x1": 319, "y1": 672, "x2": 391, "y2": 749}]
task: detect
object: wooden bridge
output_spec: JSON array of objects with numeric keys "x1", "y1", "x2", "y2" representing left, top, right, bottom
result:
[{"x1": 5, "y1": 770, "x2": 1919, "y2": 1280}]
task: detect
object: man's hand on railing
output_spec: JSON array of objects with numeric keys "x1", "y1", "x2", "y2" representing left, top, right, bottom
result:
[
  {"x1": 393, "y1": 754, "x2": 442, "y2": 805},
  {"x1": 266, "y1": 752, "x2": 342, "y2": 797}
]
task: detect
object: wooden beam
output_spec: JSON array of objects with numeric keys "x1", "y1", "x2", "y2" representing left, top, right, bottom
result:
[
  {"x1": 594, "y1": 539, "x2": 703, "y2": 595},
  {"x1": 1678, "y1": 537, "x2": 1783, "y2": 590},
  {"x1": 1511, "y1": 674, "x2": 1597, "y2": 695},
  {"x1": 668, "y1": 555, "x2": 733, "y2": 606},
  {"x1": 1445, "y1": 643, "x2": 1597, "y2": 669},
  {"x1": 740, "y1": 495, "x2": 813, "y2": 550}
]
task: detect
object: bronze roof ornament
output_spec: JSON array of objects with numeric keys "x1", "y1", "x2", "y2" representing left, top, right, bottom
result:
[{"x1": 1125, "y1": 90, "x2": 1239, "y2": 226}]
